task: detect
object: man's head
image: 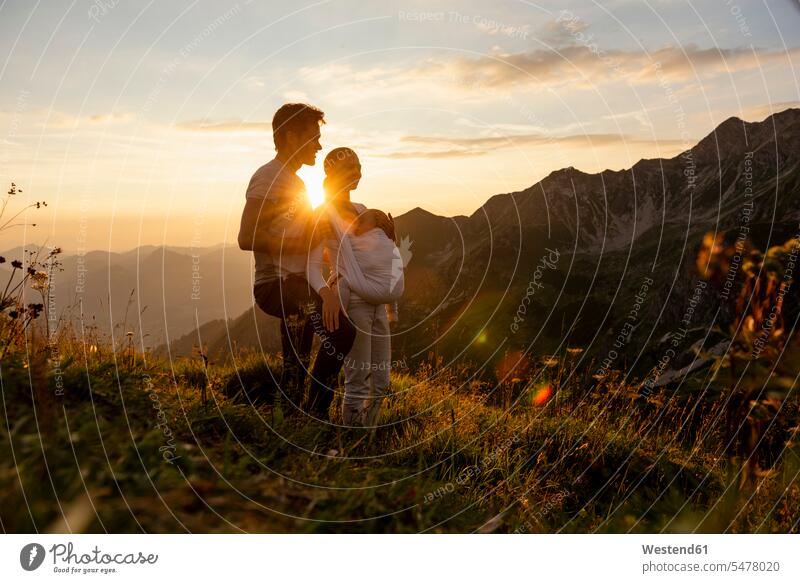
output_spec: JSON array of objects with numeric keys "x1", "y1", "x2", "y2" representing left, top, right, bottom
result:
[{"x1": 272, "y1": 103, "x2": 325, "y2": 167}]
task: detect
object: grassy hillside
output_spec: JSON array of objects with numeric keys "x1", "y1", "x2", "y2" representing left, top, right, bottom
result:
[
  {"x1": 2, "y1": 192, "x2": 798, "y2": 532},
  {"x1": 1, "y1": 341, "x2": 798, "y2": 534}
]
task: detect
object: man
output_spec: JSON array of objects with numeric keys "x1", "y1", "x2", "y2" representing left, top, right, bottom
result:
[{"x1": 238, "y1": 103, "x2": 354, "y2": 419}]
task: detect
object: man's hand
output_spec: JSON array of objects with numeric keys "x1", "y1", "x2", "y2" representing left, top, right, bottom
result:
[
  {"x1": 355, "y1": 209, "x2": 396, "y2": 242},
  {"x1": 319, "y1": 286, "x2": 341, "y2": 332}
]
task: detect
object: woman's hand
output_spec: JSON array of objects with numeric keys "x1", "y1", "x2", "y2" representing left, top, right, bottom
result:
[
  {"x1": 356, "y1": 209, "x2": 396, "y2": 242},
  {"x1": 319, "y1": 286, "x2": 341, "y2": 332},
  {"x1": 386, "y1": 303, "x2": 399, "y2": 331}
]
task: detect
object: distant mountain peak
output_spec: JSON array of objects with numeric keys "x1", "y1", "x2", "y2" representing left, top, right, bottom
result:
[{"x1": 405, "y1": 206, "x2": 438, "y2": 218}]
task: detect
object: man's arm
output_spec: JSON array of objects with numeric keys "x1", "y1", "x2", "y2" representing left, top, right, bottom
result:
[{"x1": 237, "y1": 198, "x2": 311, "y2": 255}]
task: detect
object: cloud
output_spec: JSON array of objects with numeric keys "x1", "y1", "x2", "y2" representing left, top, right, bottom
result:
[
  {"x1": 175, "y1": 118, "x2": 271, "y2": 132},
  {"x1": 12, "y1": 109, "x2": 136, "y2": 130},
  {"x1": 404, "y1": 131, "x2": 684, "y2": 148},
  {"x1": 86, "y1": 112, "x2": 134, "y2": 125},
  {"x1": 292, "y1": 43, "x2": 800, "y2": 107},
  {"x1": 535, "y1": 18, "x2": 588, "y2": 46},
  {"x1": 377, "y1": 149, "x2": 487, "y2": 159},
  {"x1": 375, "y1": 131, "x2": 685, "y2": 159},
  {"x1": 422, "y1": 44, "x2": 800, "y2": 89}
]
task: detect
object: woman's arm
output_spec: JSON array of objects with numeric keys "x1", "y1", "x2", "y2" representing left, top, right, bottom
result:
[
  {"x1": 306, "y1": 243, "x2": 328, "y2": 294},
  {"x1": 307, "y1": 242, "x2": 344, "y2": 331}
]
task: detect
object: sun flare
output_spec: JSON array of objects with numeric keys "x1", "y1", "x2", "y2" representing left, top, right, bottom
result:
[{"x1": 298, "y1": 165, "x2": 326, "y2": 209}]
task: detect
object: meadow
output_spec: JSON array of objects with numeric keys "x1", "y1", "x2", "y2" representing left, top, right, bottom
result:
[{"x1": 1, "y1": 337, "x2": 798, "y2": 534}]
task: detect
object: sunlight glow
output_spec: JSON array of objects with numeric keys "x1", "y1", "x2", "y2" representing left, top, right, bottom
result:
[
  {"x1": 298, "y1": 165, "x2": 326, "y2": 209},
  {"x1": 532, "y1": 384, "x2": 553, "y2": 406}
]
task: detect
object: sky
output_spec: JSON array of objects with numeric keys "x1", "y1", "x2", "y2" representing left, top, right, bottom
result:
[{"x1": 1, "y1": 0, "x2": 799, "y2": 252}]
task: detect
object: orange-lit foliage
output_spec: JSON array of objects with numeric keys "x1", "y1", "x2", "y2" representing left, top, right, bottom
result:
[{"x1": 697, "y1": 231, "x2": 799, "y2": 489}]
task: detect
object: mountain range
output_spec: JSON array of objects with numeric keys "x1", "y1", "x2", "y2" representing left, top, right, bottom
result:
[
  {"x1": 4, "y1": 108, "x2": 798, "y2": 376},
  {"x1": 390, "y1": 108, "x2": 800, "y2": 375}
]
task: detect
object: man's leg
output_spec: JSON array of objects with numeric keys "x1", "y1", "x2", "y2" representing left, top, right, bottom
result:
[
  {"x1": 305, "y1": 294, "x2": 356, "y2": 420},
  {"x1": 296, "y1": 306, "x2": 315, "y2": 381},
  {"x1": 254, "y1": 279, "x2": 310, "y2": 409},
  {"x1": 277, "y1": 313, "x2": 307, "y2": 406}
]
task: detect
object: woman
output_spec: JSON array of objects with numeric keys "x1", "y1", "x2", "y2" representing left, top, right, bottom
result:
[{"x1": 307, "y1": 147, "x2": 403, "y2": 426}]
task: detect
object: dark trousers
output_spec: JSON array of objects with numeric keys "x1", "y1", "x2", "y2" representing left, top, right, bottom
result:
[{"x1": 254, "y1": 275, "x2": 356, "y2": 418}]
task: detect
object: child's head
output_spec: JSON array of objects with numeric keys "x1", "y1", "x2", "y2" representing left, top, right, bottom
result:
[{"x1": 323, "y1": 147, "x2": 361, "y2": 200}]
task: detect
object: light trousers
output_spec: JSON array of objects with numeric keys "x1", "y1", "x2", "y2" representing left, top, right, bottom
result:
[{"x1": 342, "y1": 293, "x2": 391, "y2": 426}]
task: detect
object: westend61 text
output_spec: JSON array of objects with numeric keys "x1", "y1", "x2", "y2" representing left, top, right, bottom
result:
[{"x1": 642, "y1": 544, "x2": 708, "y2": 555}]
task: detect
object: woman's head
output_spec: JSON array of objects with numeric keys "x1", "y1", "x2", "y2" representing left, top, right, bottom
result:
[{"x1": 323, "y1": 147, "x2": 361, "y2": 200}]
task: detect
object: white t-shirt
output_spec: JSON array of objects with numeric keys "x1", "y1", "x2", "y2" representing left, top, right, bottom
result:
[{"x1": 245, "y1": 158, "x2": 310, "y2": 285}]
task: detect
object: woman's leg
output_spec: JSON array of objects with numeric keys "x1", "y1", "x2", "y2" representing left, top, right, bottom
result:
[
  {"x1": 365, "y1": 305, "x2": 391, "y2": 427},
  {"x1": 342, "y1": 294, "x2": 373, "y2": 426}
]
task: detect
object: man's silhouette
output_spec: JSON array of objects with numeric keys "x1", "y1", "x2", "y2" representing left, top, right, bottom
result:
[{"x1": 238, "y1": 103, "x2": 355, "y2": 419}]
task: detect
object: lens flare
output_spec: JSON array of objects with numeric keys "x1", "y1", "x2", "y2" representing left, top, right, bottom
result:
[
  {"x1": 297, "y1": 165, "x2": 326, "y2": 209},
  {"x1": 532, "y1": 384, "x2": 553, "y2": 406}
]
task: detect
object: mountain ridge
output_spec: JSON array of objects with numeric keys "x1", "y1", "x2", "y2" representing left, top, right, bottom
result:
[{"x1": 5, "y1": 108, "x2": 798, "y2": 368}]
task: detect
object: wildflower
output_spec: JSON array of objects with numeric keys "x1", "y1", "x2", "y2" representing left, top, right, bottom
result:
[
  {"x1": 31, "y1": 271, "x2": 49, "y2": 291},
  {"x1": 11, "y1": 260, "x2": 22, "y2": 269},
  {"x1": 0, "y1": 256, "x2": 5, "y2": 263}
]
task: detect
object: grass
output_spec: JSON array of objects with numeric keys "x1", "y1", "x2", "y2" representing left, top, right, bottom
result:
[{"x1": 1, "y1": 338, "x2": 798, "y2": 534}]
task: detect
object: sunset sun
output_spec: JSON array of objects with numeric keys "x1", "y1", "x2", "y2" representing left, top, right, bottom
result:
[{"x1": 298, "y1": 164, "x2": 326, "y2": 208}]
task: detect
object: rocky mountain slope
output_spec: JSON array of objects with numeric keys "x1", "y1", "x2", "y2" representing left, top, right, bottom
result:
[{"x1": 390, "y1": 108, "x2": 800, "y2": 372}]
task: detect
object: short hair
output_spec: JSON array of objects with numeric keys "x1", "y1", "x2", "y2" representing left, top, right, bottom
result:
[{"x1": 272, "y1": 103, "x2": 325, "y2": 152}]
